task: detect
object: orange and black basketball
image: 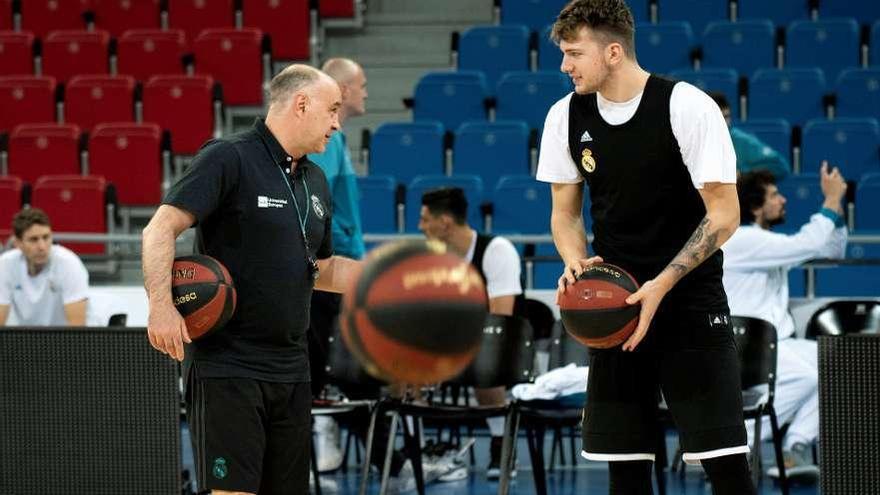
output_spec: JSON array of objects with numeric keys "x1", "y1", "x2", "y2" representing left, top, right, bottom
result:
[
  {"x1": 340, "y1": 240, "x2": 488, "y2": 384},
  {"x1": 559, "y1": 263, "x2": 641, "y2": 349},
  {"x1": 171, "y1": 254, "x2": 237, "y2": 340}
]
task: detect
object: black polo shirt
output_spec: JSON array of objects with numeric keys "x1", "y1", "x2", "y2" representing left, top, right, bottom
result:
[{"x1": 164, "y1": 119, "x2": 333, "y2": 383}]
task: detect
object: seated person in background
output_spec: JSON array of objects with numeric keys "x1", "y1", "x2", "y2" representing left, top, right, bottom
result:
[
  {"x1": 0, "y1": 208, "x2": 89, "y2": 326},
  {"x1": 419, "y1": 187, "x2": 524, "y2": 479},
  {"x1": 709, "y1": 92, "x2": 790, "y2": 180},
  {"x1": 721, "y1": 165, "x2": 847, "y2": 480}
]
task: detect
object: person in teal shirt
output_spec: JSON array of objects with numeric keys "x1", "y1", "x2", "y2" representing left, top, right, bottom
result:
[{"x1": 710, "y1": 92, "x2": 790, "y2": 180}]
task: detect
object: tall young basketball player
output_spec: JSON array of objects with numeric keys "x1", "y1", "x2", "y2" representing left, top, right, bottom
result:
[{"x1": 536, "y1": 1, "x2": 756, "y2": 493}]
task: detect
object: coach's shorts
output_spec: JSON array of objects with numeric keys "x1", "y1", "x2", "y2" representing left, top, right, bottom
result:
[
  {"x1": 186, "y1": 366, "x2": 312, "y2": 494},
  {"x1": 581, "y1": 305, "x2": 749, "y2": 464}
]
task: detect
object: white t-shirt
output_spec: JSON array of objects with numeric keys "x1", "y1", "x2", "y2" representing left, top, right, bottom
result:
[
  {"x1": 464, "y1": 231, "x2": 523, "y2": 299},
  {"x1": 536, "y1": 81, "x2": 737, "y2": 189},
  {"x1": 0, "y1": 245, "x2": 89, "y2": 326}
]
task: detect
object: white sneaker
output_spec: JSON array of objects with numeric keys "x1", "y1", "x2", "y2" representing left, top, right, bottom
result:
[{"x1": 314, "y1": 416, "x2": 344, "y2": 473}]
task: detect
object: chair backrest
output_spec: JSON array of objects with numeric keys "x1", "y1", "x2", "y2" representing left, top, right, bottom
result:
[
  {"x1": 241, "y1": 0, "x2": 310, "y2": 60},
  {"x1": 521, "y1": 298, "x2": 555, "y2": 341},
  {"x1": 42, "y1": 30, "x2": 110, "y2": 83},
  {"x1": 64, "y1": 74, "x2": 136, "y2": 131},
  {"x1": 802, "y1": 117, "x2": 880, "y2": 180},
  {"x1": 453, "y1": 314, "x2": 534, "y2": 388},
  {"x1": 413, "y1": 71, "x2": 488, "y2": 130},
  {"x1": 453, "y1": 120, "x2": 530, "y2": 188},
  {"x1": 730, "y1": 316, "x2": 778, "y2": 397},
  {"x1": 855, "y1": 181, "x2": 880, "y2": 230},
  {"x1": 8, "y1": 123, "x2": 81, "y2": 185},
  {"x1": 356, "y1": 175, "x2": 398, "y2": 234},
  {"x1": 835, "y1": 68, "x2": 880, "y2": 119},
  {"x1": 658, "y1": 0, "x2": 730, "y2": 37},
  {"x1": 0, "y1": 175, "x2": 23, "y2": 241},
  {"x1": 89, "y1": 122, "x2": 165, "y2": 206},
  {"x1": 495, "y1": 71, "x2": 572, "y2": 132},
  {"x1": 818, "y1": 2, "x2": 880, "y2": 28},
  {"x1": 749, "y1": 68, "x2": 826, "y2": 126},
  {"x1": 167, "y1": 0, "x2": 235, "y2": 46},
  {"x1": 459, "y1": 25, "x2": 530, "y2": 92},
  {"x1": 775, "y1": 174, "x2": 821, "y2": 233},
  {"x1": 369, "y1": 121, "x2": 445, "y2": 186},
  {"x1": 736, "y1": 0, "x2": 810, "y2": 27},
  {"x1": 194, "y1": 27, "x2": 265, "y2": 106},
  {"x1": 0, "y1": 30, "x2": 35, "y2": 75},
  {"x1": 31, "y1": 175, "x2": 108, "y2": 254},
  {"x1": 736, "y1": 118, "x2": 792, "y2": 162},
  {"x1": 143, "y1": 74, "x2": 217, "y2": 155},
  {"x1": 0, "y1": 75, "x2": 56, "y2": 133},
  {"x1": 701, "y1": 20, "x2": 774, "y2": 79},
  {"x1": 92, "y1": 0, "x2": 162, "y2": 36},
  {"x1": 786, "y1": 19, "x2": 860, "y2": 83},
  {"x1": 492, "y1": 175, "x2": 553, "y2": 234},
  {"x1": 19, "y1": 0, "x2": 89, "y2": 38},
  {"x1": 805, "y1": 300, "x2": 880, "y2": 339},
  {"x1": 634, "y1": 21, "x2": 694, "y2": 75},
  {"x1": 117, "y1": 29, "x2": 187, "y2": 82},
  {"x1": 537, "y1": 25, "x2": 561, "y2": 72},
  {"x1": 547, "y1": 319, "x2": 590, "y2": 369}
]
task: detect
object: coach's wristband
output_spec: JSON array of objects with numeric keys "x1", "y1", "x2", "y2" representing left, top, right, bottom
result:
[{"x1": 819, "y1": 207, "x2": 845, "y2": 228}]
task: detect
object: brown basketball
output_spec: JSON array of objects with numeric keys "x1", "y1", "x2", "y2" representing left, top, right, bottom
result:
[
  {"x1": 340, "y1": 240, "x2": 488, "y2": 384},
  {"x1": 558, "y1": 263, "x2": 640, "y2": 349},
  {"x1": 171, "y1": 255, "x2": 237, "y2": 340}
]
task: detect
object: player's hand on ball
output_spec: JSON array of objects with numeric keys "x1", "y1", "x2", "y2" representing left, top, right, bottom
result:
[
  {"x1": 557, "y1": 256, "x2": 604, "y2": 301},
  {"x1": 622, "y1": 279, "x2": 668, "y2": 351}
]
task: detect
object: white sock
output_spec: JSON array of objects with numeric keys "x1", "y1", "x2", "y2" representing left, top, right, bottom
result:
[{"x1": 486, "y1": 416, "x2": 505, "y2": 437}]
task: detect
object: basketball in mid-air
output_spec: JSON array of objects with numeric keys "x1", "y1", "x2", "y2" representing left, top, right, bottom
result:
[
  {"x1": 340, "y1": 240, "x2": 488, "y2": 384},
  {"x1": 558, "y1": 263, "x2": 640, "y2": 349},
  {"x1": 171, "y1": 255, "x2": 237, "y2": 340}
]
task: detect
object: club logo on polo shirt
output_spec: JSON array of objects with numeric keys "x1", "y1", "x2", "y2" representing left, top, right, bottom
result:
[
  {"x1": 212, "y1": 457, "x2": 228, "y2": 479},
  {"x1": 311, "y1": 195, "x2": 326, "y2": 219},
  {"x1": 581, "y1": 148, "x2": 596, "y2": 173},
  {"x1": 257, "y1": 195, "x2": 288, "y2": 208}
]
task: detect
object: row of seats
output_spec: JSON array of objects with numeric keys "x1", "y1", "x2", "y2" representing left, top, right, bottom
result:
[
  {"x1": 457, "y1": 19, "x2": 880, "y2": 89},
  {"x1": 0, "y1": 0, "x2": 351, "y2": 59},
  {"x1": 778, "y1": 174, "x2": 880, "y2": 231},
  {"x1": 0, "y1": 75, "x2": 221, "y2": 154},
  {"x1": 0, "y1": 28, "x2": 268, "y2": 106},
  {"x1": 499, "y1": 0, "x2": 880, "y2": 33},
  {"x1": 0, "y1": 174, "x2": 113, "y2": 254},
  {"x1": 1, "y1": 122, "x2": 169, "y2": 206}
]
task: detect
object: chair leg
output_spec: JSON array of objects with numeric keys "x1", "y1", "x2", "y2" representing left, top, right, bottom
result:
[
  {"x1": 569, "y1": 425, "x2": 578, "y2": 466},
  {"x1": 359, "y1": 404, "x2": 381, "y2": 495},
  {"x1": 498, "y1": 408, "x2": 520, "y2": 495},
  {"x1": 310, "y1": 435, "x2": 323, "y2": 495},
  {"x1": 549, "y1": 427, "x2": 558, "y2": 470},
  {"x1": 752, "y1": 412, "x2": 764, "y2": 490},
  {"x1": 768, "y1": 409, "x2": 790, "y2": 495},
  {"x1": 378, "y1": 412, "x2": 400, "y2": 495},
  {"x1": 402, "y1": 415, "x2": 426, "y2": 495},
  {"x1": 526, "y1": 426, "x2": 548, "y2": 495}
]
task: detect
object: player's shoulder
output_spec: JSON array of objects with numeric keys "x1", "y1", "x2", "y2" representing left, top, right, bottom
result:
[
  {"x1": 50, "y1": 244, "x2": 85, "y2": 265},
  {"x1": 485, "y1": 235, "x2": 520, "y2": 259},
  {"x1": 0, "y1": 248, "x2": 22, "y2": 265},
  {"x1": 670, "y1": 81, "x2": 719, "y2": 114},
  {"x1": 547, "y1": 92, "x2": 575, "y2": 117}
]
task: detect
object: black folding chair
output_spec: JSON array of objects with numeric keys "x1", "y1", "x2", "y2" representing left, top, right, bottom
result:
[{"x1": 805, "y1": 300, "x2": 880, "y2": 339}]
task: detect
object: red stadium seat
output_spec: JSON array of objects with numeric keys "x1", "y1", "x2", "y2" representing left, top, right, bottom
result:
[
  {"x1": 91, "y1": 0, "x2": 161, "y2": 36},
  {"x1": 241, "y1": 0, "x2": 310, "y2": 60},
  {"x1": 0, "y1": 30, "x2": 35, "y2": 75},
  {"x1": 194, "y1": 27, "x2": 266, "y2": 106},
  {"x1": 320, "y1": 0, "x2": 354, "y2": 18},
  {"x1": 117, "y1": 29, "x2": 187, "y2": 82},
  {"x1": 167, "y1": 0, "x2": 235, "y2": 47},
  {"x1": 42, "y1": 30, "x2": 110, "y2": 83},
  {"x1": 32, "y1": 175, "x2": 108, "y2": 254},
  {"x1": 64, "y1": 74, "x2": 136, "y2": 131},
  {"x1": 0, "y1": 76, "x2": 57, "y2": 133},
  {"x1": 19, "y1": 0, "x2": 89, "y2": 38},
  {"x1": 89, "y1": 122, "x2": 165, "y2": 205},
  {"x1": 0, "y1": 175, "x2": 24, "y2": 242},
  {"x1": 143, "y1": 74, "x2": 218, "y2": 154},
  {"x1": 8, "y1": 123, "x2": 81, "y2": 185}
]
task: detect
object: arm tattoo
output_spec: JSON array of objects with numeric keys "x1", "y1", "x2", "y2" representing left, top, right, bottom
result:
[{"x1": 665, "y1": 217, "x2": 724, "y2": 281}]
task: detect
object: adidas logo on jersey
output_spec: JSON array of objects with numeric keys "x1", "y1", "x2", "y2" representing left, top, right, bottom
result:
[{"x1": 580, "y1": 130, "x2": 593, "y2": 142}]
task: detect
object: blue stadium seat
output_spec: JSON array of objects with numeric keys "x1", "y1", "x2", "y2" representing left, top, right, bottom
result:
[
  {"x1": 749, "y1": 68, "x2": 826, "y2": 126},
  {"x1": 454, "y1": 122, "x2": 530, "y2": 191},
  {"x1": 496, "y1": 71, "x2": 572, "y2": 131},
  {"x1": 459, "y1": 25, "x2": 530, "y2": 92},
  {"x1": 701, "y1": 20, "x2": 775, "y2": 78},
  {"x1": 788, "y1": 267, "x2": 806, "y2": 297},
  {"x1": 776, "y1": 174, "x2": 822, "y2": 233},
  {"x1": 801, "y1": 117, "x2": 880, "y2": 179},
  {"x1": 538, "y1": 24, "x2": 562, "y2": 72},
  {"x1": 846, "y1": 241, "x2": 880, "y2": 260},
  {"x1": 835, "y1": 68, "x2": 880, "y2": 119},
  {"x1": 658, "y1": 0, "x2": 729, "y2": 36},
  {"x1": 500, "y1": 0, "x2": 568, "y2": 32},
  {"x1": 492, "y1": 174, "x2": 551, "y2": 234},
  {"x1": 873, "y1": 22, "x2": 880, "y2": 66},
  {"x1": 369, "y1": 122, "x2": 445, "y2": 186},
  {"x1": 670, "y1": 68, "x2": 740, "y2": 119},
  {"x1": 533, "y1": 242, "x2": 564, "y2": 289},
  {"x1": 786, "y1": 19, "x2": 860, "y2": 83},
  {"x1": 736, "y1": 0, "x2": 810, "y2": 26},
  {"x1": 855, "y1": 181, "x2": 880, "y2": 230},
  {"x1": 736, "y1": 118, "x2": 792, "y2": 163},
  {"x1": 405, "y1": 174, "x2": 484, "y2": 232},
  {"x1": 635, "y1": 21, "x2": 694, "y2": 74},
  {"x1": 413, "y1": 71, "x2": 489, "y2": 130},
  {"x1": 818, "y1": 2, "x2": 880, "y2": 27},
  {"x1": 815, "y1": 266, "x2": 880, "y2": 297},
  {"x1": 357, "y1": 175, "x2": 398, "y2": 234}
]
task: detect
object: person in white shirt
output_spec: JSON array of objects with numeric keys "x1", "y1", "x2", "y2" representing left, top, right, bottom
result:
[
  {"x1": 419, "y1": 187, "x2": 524, "y2": 480},
  {"x1": 0, "y1": 208, "x2": 89, "y2": 326},
  {"x1": 722, "y1": 164, "x2": 847, "y2": 479}
]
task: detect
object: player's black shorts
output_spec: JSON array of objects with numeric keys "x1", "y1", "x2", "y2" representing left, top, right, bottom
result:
[
  {"x1": 581, "y1": 304, "x2": 749, "y2": 464},
  {"x1": 186, "y1": 365, "x2": 311, "y2": 494}
]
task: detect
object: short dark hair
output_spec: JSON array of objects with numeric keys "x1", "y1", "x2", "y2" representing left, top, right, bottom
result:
[
  {"x1": 708, "y1": 91, "x2": 730, "y2": 112},
  {"x1": 12, "y1": 208, "x2": 51, "y2": 238},
  {"x1": 421, "y1": 187, "x2": 468, "y2": 225},
  {"x1": 737, "y1": 170, "x2": 776, "y2": 224},
  {"x1": 550, "y1": 0, "x2": 636, "y2": 58}
]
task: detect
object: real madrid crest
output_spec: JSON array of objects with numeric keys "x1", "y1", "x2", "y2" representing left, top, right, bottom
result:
[
  {"x1": 310, "y1": 194, "x2": 325, "y2": 219},
  {"x1": 581, "y1": 148, "x2": 596, "y2": 173}
]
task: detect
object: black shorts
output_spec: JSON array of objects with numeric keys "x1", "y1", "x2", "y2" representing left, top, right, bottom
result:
[
  {"x1": 186, "y1": 365, "x2": 311, "y2": 494},
  {"x1": 581, "y1": 305, "x2": 749, "y2": 464}
]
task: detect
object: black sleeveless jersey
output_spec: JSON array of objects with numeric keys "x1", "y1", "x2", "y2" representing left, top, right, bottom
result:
[{"x1": 567, "y1": 75, "x2": 727, "y2": 311}]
